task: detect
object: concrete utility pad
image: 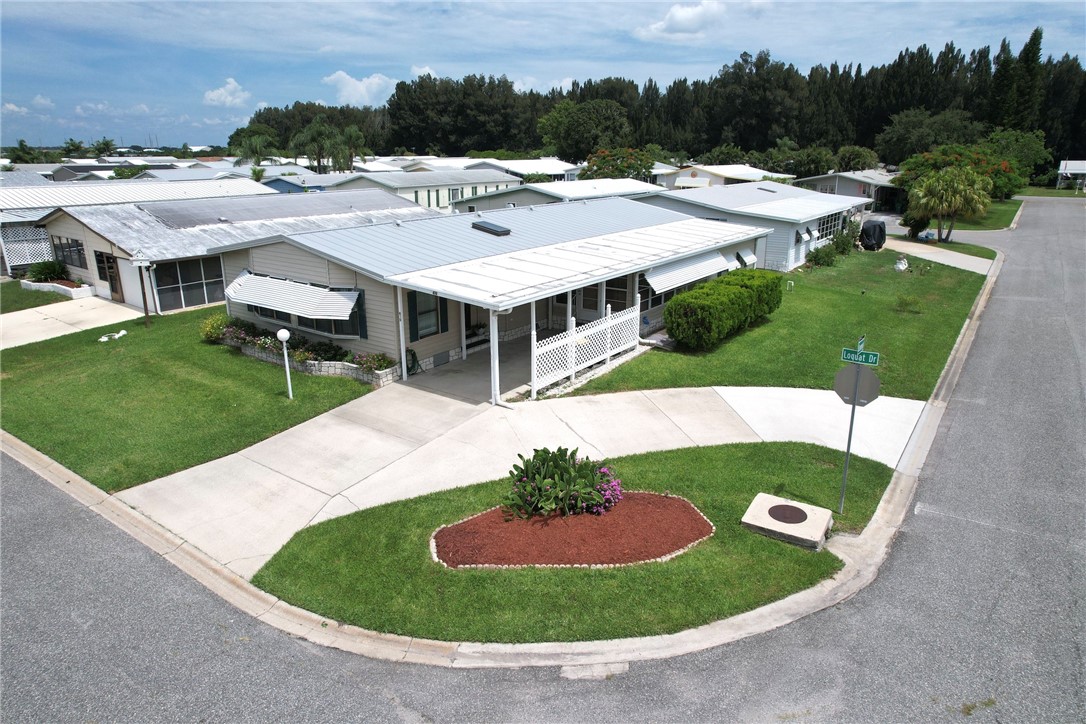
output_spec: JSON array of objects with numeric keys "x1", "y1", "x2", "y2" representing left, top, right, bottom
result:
[{"x1": 741, "y1": 492, "x2": 834, "y2": 550}]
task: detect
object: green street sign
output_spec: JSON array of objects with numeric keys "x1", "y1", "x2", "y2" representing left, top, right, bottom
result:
[{"x1": 842, "y1": 348, "x2": 880, "y2": 366}]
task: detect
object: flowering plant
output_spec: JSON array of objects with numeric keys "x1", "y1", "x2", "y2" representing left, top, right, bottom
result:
[
  {"x1": 500, "y1": 447, "x2": 622, "y2": 521},
  {"x1": 349, "y1": 351, "x2": 397, "y2": 373}
]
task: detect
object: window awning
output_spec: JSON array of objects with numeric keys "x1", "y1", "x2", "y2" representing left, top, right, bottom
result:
[
  {"x1": 225, "y1": 270, "x2": 358, "y2": 319},
  {"x1": 737, "y1": 248, "x2": 757, "y2": 267},
  {"x1": 643, "y1": 249, "x2": 736, "y2": 294}
]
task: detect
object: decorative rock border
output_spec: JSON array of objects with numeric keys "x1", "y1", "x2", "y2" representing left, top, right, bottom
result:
[
  {"x1": 20, "y1": 279, "x2": 97, "y2": 300},
  {"x1": 222, "y1": 339, "x2": 401, "y2": 388},
  {"x1": 428, "y1": 492, "x2": 716, "y2": 570}
]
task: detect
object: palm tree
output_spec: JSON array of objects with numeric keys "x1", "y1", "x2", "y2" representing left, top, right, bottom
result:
[
  {"x1": 908, "y1": 166, "x2": 992, "y2": 242},
  {"x1": 231, "y1": 134, "x2": 278, "y2": 168},
  {"x1": 289, "y1": 115, "x2": 341, "y2": 174},
  {"x1": 340, "y1": 125, "x2": 369, "y2": 171}
]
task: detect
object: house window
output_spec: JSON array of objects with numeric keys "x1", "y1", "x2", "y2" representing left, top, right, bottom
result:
[
  {"x1": 817, "y1": 213, "x2": 839, "y2": 240},
  {"x1": 51, "y1": 235, "x2": 87, "y2": 269},
  {"x1": 471, "y1": 186, "x2": 478, "y2": 196},
  {"x1": 248, "y1": 304, "x2": 291, "y2": 322},
  {"x1": 467, "y1": 205, "x2": 477, "y2": 213},
  {"x1": 736, "y1": 252, "x2": 749, "y2": 269},
  {"x1": 94, "y1": 251, "x2": 111, "y2": 281},
  {"x1": 407, "y1": 290, "x2": 448, "y2": 341},
  {"x1": 451, "y1": 188, "x2": 462, "y2": 202},
  {"x1": 296, "y1": 292, "x2": 366, "y2": 338},
  {"x1": 605, "y1": 276, "x2": 629, "y2": 311},
  {"x1": 414, "y1": 190, "x2": 419, "y2": 203},
  {"x1": 154, "y1": 257, "x2": 225, "y2": 312},
  {"x1": 427, "y1": 189, "x2": 433, "y2": 207},
  {"x1": 638, "y1": 274, "x2": 680, "y2": 312}
]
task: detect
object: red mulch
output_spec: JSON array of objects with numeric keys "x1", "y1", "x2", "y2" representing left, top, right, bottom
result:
[
  {"x1": 45, "y1": 279, "x2": 81, "y2": 288},
  {"x1": 433, "y1": 492, "x2": 714, "y2": 568}
]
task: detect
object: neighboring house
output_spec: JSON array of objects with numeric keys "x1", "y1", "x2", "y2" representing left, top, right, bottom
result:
[
  {"x1": 1056, "y1": 160, "x2": 1086, "y2": 190},
  {"x1": 262, "y1": 173, "x2": 371, "y2": 193},
  {"x1": 2, "y1": 163, "x2": 63, "y2": 181},
  {"x1": 0, "y1": 170, "x2": 54, "y2": 187},
  {"x1": 465, "y1": 158, "x2": 581, "y2": 182},
  {"x1": 795, "y1": 168, "x2": 906, "y2": 212},
  {"x1": 353, "y1": 159, "x2": 401, "y2": 172},
  {"x1": 450, "y1": 178, "x2": 664, "y2": 213},
  {"x1": 51, "y1": 163, "x2": 179, "y2": 182},
  {"x1": 131, "y1": 168, "x2": 251, "y2": 182},
  {"x1": 36, "y1": 189, "x2": 441, "y2": 314},
  {"x1": 634, "y1": 181, "x2": 869, "y2": 271},
  {"x1": 0, "y1": 178, "x2": 274, "y2": 277},
  {"x1": 332, "y1": 169, "x2": 521, "y2": 211},
  {"x1": 219, "y1": 198, "x2": 770, "y2": 400},
  {"x1": 650, "y1": 162, "x2": 679, "y2": 186},
  {"x1": 666, "y1": 164, "x2": 795, "y2": 190}
]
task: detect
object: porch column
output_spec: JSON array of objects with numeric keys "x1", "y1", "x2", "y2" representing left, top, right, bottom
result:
[
  {"x1": 396, "y1": 286, "x2": 408, "y2": 381},
  {"x1": 530, "y1": 302, "x2": 537, "y2": 400},
  {"x1": 566, "y1": 290, "x2": 573, "y2": 330},
  {"x1": 489, "y1": 309, "x2": 500, "y2": 405},
  {"x1": 597, "y1": 281, "x2": 605, "y2": 317},
  {"x1": 460, "y1": 301, "x2": 468, "y2": 359}
]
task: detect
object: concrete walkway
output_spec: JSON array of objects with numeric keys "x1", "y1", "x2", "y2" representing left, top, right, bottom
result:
[
  {"x1": 884, "y1": 239, "x2": 993, "y2": 275},
  {"x1": 0, "y1": 295, "x2": 142, "y2": 349},
  {"x1": 115, "y1": 384, "x2": 925, "y2": 579}
]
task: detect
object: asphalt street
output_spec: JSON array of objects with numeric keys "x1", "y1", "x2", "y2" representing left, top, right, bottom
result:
[{"x1": 2, "y1": 197, "x2": 1083, "y2": 722}]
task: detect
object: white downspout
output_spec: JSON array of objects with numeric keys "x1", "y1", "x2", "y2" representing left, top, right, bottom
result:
[{"x1": 489, "y1": 309, "x2": 500, "y2": 405}]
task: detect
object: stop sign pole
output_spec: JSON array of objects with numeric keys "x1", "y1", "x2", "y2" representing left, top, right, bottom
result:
[{"x1": 834, "y1": 339, "x2": 881, "y2": 514}]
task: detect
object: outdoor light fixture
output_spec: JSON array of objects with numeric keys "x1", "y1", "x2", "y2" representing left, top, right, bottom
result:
[
  {"x1": 130, "y1": 249, "x2": 152, "y2": 329},
  {"x1": 276, "y1": 328, "x2": 294, "y2": 400}
]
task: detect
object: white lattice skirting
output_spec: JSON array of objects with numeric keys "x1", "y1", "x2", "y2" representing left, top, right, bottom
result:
[{"x1": 532, "y1": 305, "x2": 640, "y2": 397}]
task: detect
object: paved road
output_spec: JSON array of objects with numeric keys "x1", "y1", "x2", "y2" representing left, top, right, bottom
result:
[{"x1": 2, "y1": 198, "x2": 1082, "y2": 721}]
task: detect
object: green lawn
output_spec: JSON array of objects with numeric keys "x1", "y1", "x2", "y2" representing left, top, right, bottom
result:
[
  {"x1": 0, "y1": 307, "x2": 370, "y2": 492},
  {"x1": 576, "y1": 252, "x2": 985, "y2": 400},
  {"x1": 953, "y1": 199, "x2": 1021, "y2": 231},
  {"x1": 1018, "y1": 186, "x2": 1083, "y2": 197},
  {"x1": 253, "y1": 442, "x2": 892, "y2": 643},
  {"x1": 0, "y1": 280, "x2": 67, "y2": 314}
]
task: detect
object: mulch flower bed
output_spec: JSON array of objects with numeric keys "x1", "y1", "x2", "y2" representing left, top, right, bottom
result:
[{"x1": 432, "y1": 492, "x2": 714, "y2": 569}]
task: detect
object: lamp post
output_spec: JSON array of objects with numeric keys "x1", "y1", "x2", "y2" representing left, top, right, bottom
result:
[
  {"x1": 130, "y1": 249, "x2": 152, "y2": 328},
  {"x1": 276, "y1": 328, "x2": 294, "y2": 400}
]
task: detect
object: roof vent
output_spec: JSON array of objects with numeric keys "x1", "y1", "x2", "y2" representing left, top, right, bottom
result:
[
  {"x1": 472, "y1": 220, "x2": 511, "y2": 236},
  {"x1": 394, "y1": 220, "x2": 402, "y2": 226},
  {"x1": 218, "y1": 216, "x2": 230, "y2": 222},
  {"x1": 757, "y1": 186, "x2": 777, "y2": 193}
]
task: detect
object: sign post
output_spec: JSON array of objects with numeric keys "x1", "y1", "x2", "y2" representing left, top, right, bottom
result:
[{"x1": 834, "y1": 337, "x2": 881, "y2": 514}]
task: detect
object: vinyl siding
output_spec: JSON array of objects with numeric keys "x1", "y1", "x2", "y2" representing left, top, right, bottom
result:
[{"x1": 252, "y1": 242, "x2": 332, "y2": 284}]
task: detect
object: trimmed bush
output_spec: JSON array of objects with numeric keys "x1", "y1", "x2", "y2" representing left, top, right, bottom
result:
[
  {"x1": 715, "y1": 268, "x2": 784, "y2": 319},
  {"x1": 349, "y1": 352, "x2": 396, "y2": 373},
  {"x1": 807, "y1": 244, "x2": 837, "y2": 267},
  {"x1": 500, "y1": 447, "x2": 622, "y2": 520},
  {"x1": 26, "y1": 260, "x2": 70, "y2": 283},
  {"x1": 664, "y1": 283, "x2": 754, "y2": 351}
]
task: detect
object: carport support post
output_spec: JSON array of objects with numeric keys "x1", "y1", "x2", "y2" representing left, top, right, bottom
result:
[
  {"x1": 459, "y1": 301, "x2": 468, "y2": 359},
  {"x1": 396, "y1": 287, "x2": 408, "y2": 381},
  {"x1": 568, "y1": 316, "x2": 576, "y2": 383},
  {"x1": 489, "y1": 310, "x2": 500, "y2": 405},
  {"x1": 530, "y1": 303, "x2": 537, "y2": 400}
]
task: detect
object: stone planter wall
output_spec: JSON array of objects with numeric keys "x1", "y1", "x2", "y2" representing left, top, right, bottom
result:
[
  {"x1": 222, "y1": 339, "x2": 401, "y2": 388},
  {"x1": 20, "y1": 279, "x2": 97, "y2": 300}
]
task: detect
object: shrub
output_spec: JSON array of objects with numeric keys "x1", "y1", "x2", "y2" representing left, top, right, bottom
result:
[
  {"x1": 807, "y1": 244, "x2": 838, "y2": 267},
  {"x1": 715, "y1": 268, "x2": 784, "y2": 319},
  {"x1": 664, "y1": 284, "x2": 754, "y2": 351},
  {"x1": 349, "y1": 351, "x2": 397, "y2": 373},
  {"x1": 26, "y1": 260, "x2": 70, "y2": 283},
  {"x1": 299, "y1": 339, "x2": 348, "y2": 362},
  {"x1": 200, "y1": 312, "x2": 230, "y2": 343},
  {"x1": 902, "y1": 209, "x2": 931, "y2": 238},
  {"x1": 500, "y1": 447, "x2": 622, "y2": 520}
]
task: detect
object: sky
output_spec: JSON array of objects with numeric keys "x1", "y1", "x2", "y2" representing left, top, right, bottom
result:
[{"x1": 2, "y1": 0, "x2": 1084, "y2": 149}]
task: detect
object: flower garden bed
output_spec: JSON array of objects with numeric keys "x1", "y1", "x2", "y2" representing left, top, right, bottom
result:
[{"x1": 222, "y1": 339, "x2": 400, "y2": 388}]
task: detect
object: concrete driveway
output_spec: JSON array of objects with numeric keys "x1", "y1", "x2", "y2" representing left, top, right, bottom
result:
[
  {"x1": 116, "y1": 383, "x2": 925, "y2": 579},
  {"x1": 0, "y1": 296, "x2": 143, "y2": 349}
]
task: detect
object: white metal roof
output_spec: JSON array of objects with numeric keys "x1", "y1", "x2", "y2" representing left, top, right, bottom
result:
[
  {"x1": 466, "y1": 158, "x2": 579, "y2": 175},
  {"x1": 351, "y1": 169, "x2": 520, "y2": 189},
  {"x1": 225, "y1": 271, "x2": 358, "y2": 319},
  {"x1": 643, "y1": 249, "x2": 739, "y2": 293},
  {"x1": 690, "y1": 164, "x2": 796, "y2": 181},
  {"x1": 524, "y1": 178, "x2": 663, "y2": 199},
  {"x1": 1058, "y1": 160, "x2": 1086, "y2": 175},
  {"x1": 797, "y1": 168, "x2": 899, "y2": 187},
  {"x1": 649, "y1": 181, "x2": 870, "y2": 222},
  {"x1": 0, "y1": 178, "x2": 274, "y2": 211}
]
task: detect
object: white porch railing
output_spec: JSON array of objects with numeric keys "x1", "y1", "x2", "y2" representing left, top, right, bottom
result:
[{"x1": 531, "y1": 298, "x2": 640, "y2": 398}]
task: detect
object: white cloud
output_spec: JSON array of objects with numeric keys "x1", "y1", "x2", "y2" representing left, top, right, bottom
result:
[
  {"x1": 411, "y1": 65, "x2": 436, "y2": 78},
  {"x1": 131, "y1": 103, "x2": 150, "y2": 114},
  {"x1": 256, "y1": 101, "x2": 269, "y2": 110},
  {"x1": 634, "y1": 1, "x2": 728, "y2": 42},
  {"x1": 203, "y1": 78, "x2": 251, "y2": 108},
  {"x1": 74, "y1": 101, "x2": 111, "y2": 117},
  {"x1": 2, "y1": 102, "x2": 29, "y2": 115},
  {"x1": 32, "y1": 94, "x2": 54, "y2": 109},
  {"x1": 202, "y1": 117, "x2": 226, "y2": 125},
  {"x1": 321, "y1": 70, "x2": 396, "y2": 106}
]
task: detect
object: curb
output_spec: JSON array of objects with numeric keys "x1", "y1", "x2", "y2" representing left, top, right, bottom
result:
[{"x1": 0, "y1": 250, "x2": 1003, "y2": 669}]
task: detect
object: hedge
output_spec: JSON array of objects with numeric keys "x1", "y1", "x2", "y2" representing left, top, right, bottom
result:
[{"x1": 663, "y1": 269, "x2": 783, "y2": 351}]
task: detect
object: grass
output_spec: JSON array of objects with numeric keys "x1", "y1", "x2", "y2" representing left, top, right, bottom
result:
[
  {"x1": 886, "y1": 237, "x2": 997, "y2": 261},
  {"x1": 575, "y1": 251, "x2": 985, "y2": 401},
  {"x1": 0, "y1": 280, "x2": 68, "y2": 314},
  {"x1": 0, "y1": 306, "x2": 370, "y2": 492},
  {"x1": 1019, "y1": 185, "x2": 1083, "y2": 197},
  {"x1": 252, "y1": 442, "x2": 893, "y2": 643},
  {"x1": 952, "y1": 199, "x2": 1021, "y2": 231}
]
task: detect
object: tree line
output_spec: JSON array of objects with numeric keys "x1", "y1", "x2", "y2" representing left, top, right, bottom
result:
[{"x1": 228, "y1": 27, "x2": 1082, "y2": 169}]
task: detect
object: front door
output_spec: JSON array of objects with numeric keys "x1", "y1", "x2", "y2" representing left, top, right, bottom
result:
[
  {"x1": 95, "y1": 252, "x2": 124, "y2": 303},
  {"x1": 576, "y1": 282, "x2": 603, "y2": 322}
]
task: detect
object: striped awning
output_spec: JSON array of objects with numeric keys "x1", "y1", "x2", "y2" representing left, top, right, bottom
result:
[
  {"x1": 225, "y1": 270, "x2": 358, "y2": 319},
  {"x1": 643, "y1": 249, "x2": 736, "y2": 294}
]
